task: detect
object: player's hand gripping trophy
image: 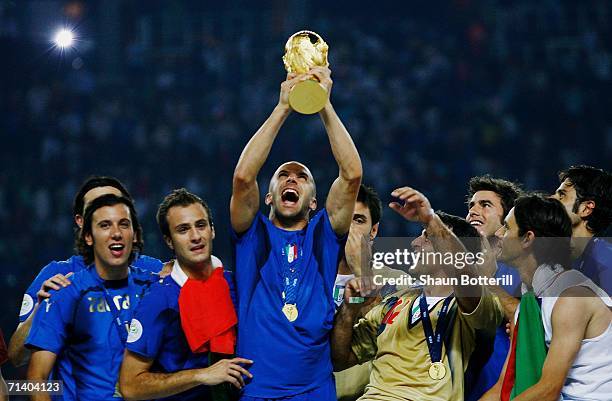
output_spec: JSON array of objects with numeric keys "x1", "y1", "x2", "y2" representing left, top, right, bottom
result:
[{"x1": 282, "y1": 30, "x2": 330, "y2": 114}]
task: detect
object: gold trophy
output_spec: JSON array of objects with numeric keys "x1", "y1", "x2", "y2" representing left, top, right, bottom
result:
[{"x1": 282, "y1": 30, "x2": 329, "y2": 114}]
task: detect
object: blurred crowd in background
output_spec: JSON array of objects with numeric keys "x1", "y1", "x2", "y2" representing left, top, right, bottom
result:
[{"x1": 1, "y1": 0, "x2": 611, "y2": 365}]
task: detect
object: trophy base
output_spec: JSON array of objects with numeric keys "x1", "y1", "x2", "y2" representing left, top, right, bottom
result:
[{"x1": 288, "y1": 80, "x2": 328, "y2": 114}]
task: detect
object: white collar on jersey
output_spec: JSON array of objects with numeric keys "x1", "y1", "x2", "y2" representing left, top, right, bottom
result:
[{"x1": 170, "y1": 255, "x2": 224, "y2": 288}]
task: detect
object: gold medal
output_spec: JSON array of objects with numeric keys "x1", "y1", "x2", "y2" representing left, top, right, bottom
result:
[
  {"x1": 282, "y1": 303, "x2": 299, "y2": 322},
  {"x1": 428, "y1": 362, "x2": 446, "y2": 380}
]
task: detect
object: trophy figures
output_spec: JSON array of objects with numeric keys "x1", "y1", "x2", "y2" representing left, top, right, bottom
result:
[{"x1": 282, "y1": 30, "x2": 329, "y2": 114}]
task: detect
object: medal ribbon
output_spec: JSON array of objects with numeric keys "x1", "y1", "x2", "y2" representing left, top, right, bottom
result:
[
  {"x1": 281, "y1": 239, "x2": 302, "y2": 306},
  {"x1": 101, "y1": 274, "x2": 135, "y2": 345},
  {"x1": 419, "y1": 294, "x2": 453, "y2": 364}
]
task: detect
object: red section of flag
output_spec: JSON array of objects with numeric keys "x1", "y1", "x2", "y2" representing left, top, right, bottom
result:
[{"x1": 501, "y1": 320, "x2": 519, "y2": 401}]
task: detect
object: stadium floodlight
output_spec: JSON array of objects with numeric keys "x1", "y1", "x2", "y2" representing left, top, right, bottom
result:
[{"x1": 53, "y1": 28, "x2": 75, "y2": 48}]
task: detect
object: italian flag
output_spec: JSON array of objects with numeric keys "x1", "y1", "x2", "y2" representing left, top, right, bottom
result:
[{"x1": 501, "y1": 291, "x2": 548, "y2": 400}]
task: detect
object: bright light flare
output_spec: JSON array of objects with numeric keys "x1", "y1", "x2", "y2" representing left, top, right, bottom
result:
[{"x1": 53, "y1": 28, "x2": 75, "y2": 48}]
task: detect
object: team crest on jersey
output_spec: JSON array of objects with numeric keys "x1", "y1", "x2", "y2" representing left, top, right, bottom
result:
[
  {"x1": 126, "y1": 319, "x2": 143, "y2": 343},
  {"x1": 409, "y1": 298, "x2": 446, "y2": 328},
  {"x1": 283, "y1": 243, "x2": 299, "y2": 263},
  {"x1": 19, "y1": 294, "x2": 35, "y2": 317}
]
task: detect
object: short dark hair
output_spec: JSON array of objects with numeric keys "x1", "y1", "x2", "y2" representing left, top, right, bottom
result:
[
  {"x1": 156, "y1": 188, "x2": 214, "y2": 238},
  {"x1": 76, "y1": 194, "x2": 143, "y2": 266},
  {"x1": 73, "y1": 176, "x2": 132, "y2": 217},
  {"x1": 357, "y1": 184, "x2": 383, "y2": 225},
  {"x1": 467, "y1": 176, "x2": 523, "y2": 220},
  {"x1": 513, "y1": 194, "x2": 572, "y2": 267},
  {"x1": 558, "y1": 165, "x2": 612, "y2": 235},
  {"x1": 436, "y1": 211, "x2": 481, "y2": 254}
]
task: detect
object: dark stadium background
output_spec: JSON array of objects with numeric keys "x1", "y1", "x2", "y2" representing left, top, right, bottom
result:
[{"x1": 1, "y1": 0, "x2": 611, "y2": 380}]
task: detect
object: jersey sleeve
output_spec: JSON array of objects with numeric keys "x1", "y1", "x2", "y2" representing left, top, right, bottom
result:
[
  {"x1": 19, "y1": 261, "x2": 64, "y2": 322},
  {"x1": 459, "y1": 288, "x2": 504, "y2": 332},
  {"x1": 231, "y1": 212, "x2": 268, "y2": 303},
  {"x1": 313, "y1": 209, "x2": 349, "y2": 288},
  {"x1": 25, "y1": 285, "x2": 78, "y2": 355},
  {"x1": 350, "y1": 302, "x2": 385, "y2": 364},
  {"x1": 125, "y1": 284, "x2": 170, "y2": 360}
]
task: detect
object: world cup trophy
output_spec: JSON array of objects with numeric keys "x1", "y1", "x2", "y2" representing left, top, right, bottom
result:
[{"x1": 282, "y1": 30, "x2": 329, "y2": 114}]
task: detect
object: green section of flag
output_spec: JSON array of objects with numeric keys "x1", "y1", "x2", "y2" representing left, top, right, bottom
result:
[{"x1": 511, "y1": 291, "x2": 548, "y2": 399}]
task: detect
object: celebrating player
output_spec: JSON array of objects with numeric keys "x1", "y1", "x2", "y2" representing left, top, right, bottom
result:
[
  {"x1": 481, "y1": 195, "x2": 612, "y2": 400},
  {"x1": 26, "y1": 194, "x2": 157, "y2": 401},
  {"x1": 8, "y1": 176, "x2": 162, "y2": 369},
  {"x1": 464, "y1": 176, "x2": 523, "y2": 400},
  {"x1": 551, "y1": 165, "x2": 612, "y2": 294},
  {"x1": 230, "y1": 66, "x2": 362, "y2": 400},
  {"x1": 332, "y1": 187, "x2": 504, "y2": 401},
  {"x1": 119, "y1": 189, "x2": 251, "y2": 400}
]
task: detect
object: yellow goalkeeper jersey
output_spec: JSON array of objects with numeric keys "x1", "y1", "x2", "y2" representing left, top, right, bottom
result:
[{"x1": 351, "y1": 287, "x2": 503, "y2": 401}]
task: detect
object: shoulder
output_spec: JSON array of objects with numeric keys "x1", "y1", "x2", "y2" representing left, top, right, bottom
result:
[
  {"x1": 588, "y1": 238, "x2": 612, "y2": 263},
  {"x1": 138, "y1": 278, "x2": 176, "y2": 308},
  {"x1": 133, "y1": 254, "x2": 163, "y2": 273},
  {"x1": 551, "y1": 287, "x2": 600, "y2": 323}
]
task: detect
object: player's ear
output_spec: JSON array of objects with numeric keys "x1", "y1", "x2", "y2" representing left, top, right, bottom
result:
[
  {"x1": 211, "y1": 225, "x2": 216, "y2": 241},
  {"x1": 75, "y1": 214, "x2": 84, "y2": 229},
  {"x1": 521, "y1": 231, "x2": 535, "y2": 249},
  {"x1": 578, "y1": 200, "x2": 595, "y2": 218},
  {"x1": 309, "y1": 197, "x2": 317, "y2": 211},
  {"x1": 164, "y1": 235, "x2": 174, "y2": 250},
  {"x1": 265, "y1": 193, "x2": 273, "y2": 206},
  {"x1": 370, "y1": 222, "x2": 380, "y2": 241}
]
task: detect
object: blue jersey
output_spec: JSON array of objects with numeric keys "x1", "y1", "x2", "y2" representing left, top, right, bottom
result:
[
  {"x1": 26, "y1": 265, "x2": 157, "y2": 401},
  {"x1": 466, "y1": 262, "x2": 521, "y2": 401},
  {"x1": 232, "y1": 210, "x2": 345, "y2": 398},
  {"x1": 19, "y1": 254, "x2": 162, "y2": 322},
  {"x1": 125, "y1": 266, "x2": 236, "y2": 401},
  {"x1": 574, "y1": 237, "x2": 611, "y2": 295}
]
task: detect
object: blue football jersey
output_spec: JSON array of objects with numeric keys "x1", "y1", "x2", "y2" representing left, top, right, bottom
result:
[
  {"x1": 574, "y1": 237, "x2": 611, "y2": 295},
  {"x1": 125, "y1": 266, "x2": 237, "y2": 401},
  {"x1": 232, "y1": 209, "x2": 345, "y2": 398},
  {"x1": 26, "y1": 265, "x2": 157, "y2": 401}
]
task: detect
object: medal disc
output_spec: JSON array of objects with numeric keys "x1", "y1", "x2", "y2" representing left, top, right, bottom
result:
[
  {"x1": 282, "y1": 303, "x2": 299, "y2": 322},
  {"x1": 428, "y1": 362, "x2": 446, "y2": 380}
]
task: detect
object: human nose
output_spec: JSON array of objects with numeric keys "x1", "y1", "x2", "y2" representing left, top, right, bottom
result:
[{"x1": 188, "y1": 227, "x2": 202, "y2": 242}]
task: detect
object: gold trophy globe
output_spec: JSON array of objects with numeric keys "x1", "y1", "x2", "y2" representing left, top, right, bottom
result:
[{"x1": 282, "y1": 30, "x2": 329, "y2": 114}]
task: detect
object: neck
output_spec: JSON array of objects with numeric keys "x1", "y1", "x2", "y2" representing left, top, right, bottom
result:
[
  {"x1": 270, "y1": 211, "x2": 309, "y2": 231},
  {"x1": 423, "y1": 284, "x2": 453, "y2": 297},
  {"x1": 571, "y1": 223, "x2": 594, "y2": 257},
  {"x1": 95, "y1": 260, "x2": 129, "y2": 281},
  {"x1": 515, "y1": 253, "x2": 539, "y2": 288},
  {"x1": 423, "y1": 268, "x2": 453, "y2": 297},
  {"x1": 179, "y1": 259, "x2": 213, "y2": 280}
]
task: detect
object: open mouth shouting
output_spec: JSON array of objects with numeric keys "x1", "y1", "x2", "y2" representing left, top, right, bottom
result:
[
  {"x1": 281, "y1": 188, "x2": 300, "y2": 207},
  {"x1": 109, "y1": 243, "x2": 126, "y2": 258}
]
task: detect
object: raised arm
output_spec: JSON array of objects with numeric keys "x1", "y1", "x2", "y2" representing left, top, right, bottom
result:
[
  {"x1": 331, "y1": 278, "x2": 379, "y2": 371},
  {"x1": 27, "y1": 350, "x2": 57, "y2": 401},
  {"x1": 231, "y1": 73, "x2": 309, "y2": 233},
  {"x1": 389, "y1": 187, "x2": 480, "y2": 312},
  {"x1": 309, "y1": 67, "x2": 362, "y2": 235},
  {"x1": 119, "y1": 350, "x2": 253, "y2": 400}
]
